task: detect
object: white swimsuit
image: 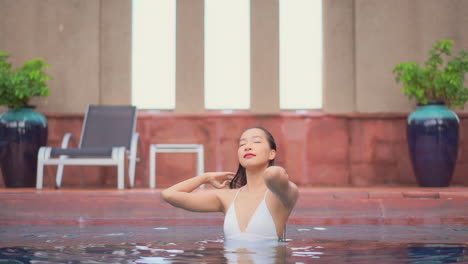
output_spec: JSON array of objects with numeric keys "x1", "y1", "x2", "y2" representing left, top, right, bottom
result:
[{"x1": 223, "y1": 188, "x2": 279, "y2": 241}]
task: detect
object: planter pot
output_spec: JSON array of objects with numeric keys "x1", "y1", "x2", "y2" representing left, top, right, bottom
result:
[
  {"x1": 407, "y1": 102, "x2": 459, "y2": 187},
  {"x1": 0, "y1": 106, "x2": 48, "y2": 187}
]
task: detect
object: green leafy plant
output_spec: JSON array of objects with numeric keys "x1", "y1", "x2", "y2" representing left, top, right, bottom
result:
[
  {"x1": 0, "y1": 50, "x2": 52, "y2": 109},
  {"x1": 393, "y1": 39, "x2": 468, "y2": 109}
]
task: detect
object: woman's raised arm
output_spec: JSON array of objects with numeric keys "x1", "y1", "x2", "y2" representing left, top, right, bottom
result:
[
  {"x1": 161, "y1": 172, "x2": 235, "y2": 213},
  {"x1": 263, "y1": 166, "x2": 299, "y2": 208}
]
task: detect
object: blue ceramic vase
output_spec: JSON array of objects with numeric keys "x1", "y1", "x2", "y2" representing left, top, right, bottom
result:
[
  {"x1": 0, "y1": 106, "x2": 48, "y2": 187},
  {"x1": 407, "y1": 101, "x2": 459, "y2": 187}
]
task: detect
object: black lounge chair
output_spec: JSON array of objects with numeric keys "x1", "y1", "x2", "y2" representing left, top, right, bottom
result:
[{"x1": 36, "y1": 105, "x2": 140, "y2": 189}]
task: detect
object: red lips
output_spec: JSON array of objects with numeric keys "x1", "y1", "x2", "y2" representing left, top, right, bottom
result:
[{"x1": 243, "y1": 153, "x2": 256, "y2": 159}]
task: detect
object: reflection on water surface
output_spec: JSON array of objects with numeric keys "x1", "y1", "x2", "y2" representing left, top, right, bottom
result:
[{"x1": 0, "y1": 224, "x2": 466, "y2": 263}]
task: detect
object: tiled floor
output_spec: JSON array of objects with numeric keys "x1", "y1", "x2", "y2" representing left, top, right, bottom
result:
[{"x1": 1, "y1": 187, "x2": 467, "y2": 226}]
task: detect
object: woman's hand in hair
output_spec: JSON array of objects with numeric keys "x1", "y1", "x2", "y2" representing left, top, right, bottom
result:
[
  {"x1": 161, "y1": 171, "x2": 235, "y2": 213},
  {"x1": 204, "y1": 172, "x2": 236, "y2": 189}
]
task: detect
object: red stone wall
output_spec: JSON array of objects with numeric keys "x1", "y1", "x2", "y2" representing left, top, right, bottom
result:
[{"x1": 2, "y1": 111, "x2": 467, "y2": 188}]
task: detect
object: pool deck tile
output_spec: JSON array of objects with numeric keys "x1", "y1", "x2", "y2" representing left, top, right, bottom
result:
[{"x1": 0, "y1": 187, "x2": 467, "y2": 226}]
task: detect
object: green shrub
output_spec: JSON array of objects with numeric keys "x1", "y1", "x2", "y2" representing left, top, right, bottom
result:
[
  {"x1": 0, "y1": 50, "x2": 52, "y2": 109},
  {"x1": 393, "y1": 39, "x2": 468, "y2": 109}
]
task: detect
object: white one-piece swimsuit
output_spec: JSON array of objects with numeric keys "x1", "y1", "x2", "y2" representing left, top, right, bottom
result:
[{"x1": 223, "y1": 188, "x2": 279, "y2": 241}]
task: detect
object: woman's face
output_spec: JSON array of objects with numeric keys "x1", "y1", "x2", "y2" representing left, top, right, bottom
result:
[{"x1": 237, "y1": 128, "x2": 276, "y2": 169}]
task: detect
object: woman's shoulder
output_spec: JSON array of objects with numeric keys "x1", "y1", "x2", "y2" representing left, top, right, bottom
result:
[
  {"x1": 213, "y1": 188, "x2": 239, "y2": 212},
  {"x1": 215, "y1": 188, "x2": 239, "y2": 199}
]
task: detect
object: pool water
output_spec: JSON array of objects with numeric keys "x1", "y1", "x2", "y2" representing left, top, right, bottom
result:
[{"x1": 1, "y1": 224, "x2": 466, "y2": 263}]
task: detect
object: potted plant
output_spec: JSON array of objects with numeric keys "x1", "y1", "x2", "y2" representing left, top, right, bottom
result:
[
  {"x1": 393, "y1": 39, "x2": 468, "y2": 187},
  {"x1": 0, "y1": 50, "x2": 52, "y2": 187}
]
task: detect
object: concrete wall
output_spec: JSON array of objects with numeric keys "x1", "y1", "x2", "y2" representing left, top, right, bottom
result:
[
  {"x1": 3, "y1": 112, "x2": 466, "y2": 188},
  {"x1": 2, "y1": 0, "x2": 468, "y2": 113},
  {"x1": 0, "y1": 0, "x2": 131, "y2": 113},
  {"x1": 2, "y1": 0, "x2": 468, "y2": 188},
  {"x1": 324, "y1": 0, "x2": 468, "y2": 113},
  {"x1": 175, "y1": 0, "x2": 205, "y2": 114}
]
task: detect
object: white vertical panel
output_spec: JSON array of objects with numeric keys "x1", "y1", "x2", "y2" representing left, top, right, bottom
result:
[
  {"x1": 205, "y1": 0, "x2": 250, "y2": 110},
  {"x1": 132, "y1": 0, "x2": 176, "y2": 109},
  {"x1": 280, "y1": 0, "x2": 322, "y2": 109}
]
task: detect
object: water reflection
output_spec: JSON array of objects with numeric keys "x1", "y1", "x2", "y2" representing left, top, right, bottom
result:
[
  {"x1": 223, "y1": 239, "x2": 291, "y2": 263},
  {"x1": 408, "y1": 244, "x2": 466, "y2": 264},
  {"x1": 0, "y1": 240, "x2": 466, "y2": 263}
]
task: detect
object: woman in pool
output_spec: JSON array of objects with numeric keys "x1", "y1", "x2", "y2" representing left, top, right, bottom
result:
[{"x1": 162, "y1": 127, "x2": 299, "y2": 241}]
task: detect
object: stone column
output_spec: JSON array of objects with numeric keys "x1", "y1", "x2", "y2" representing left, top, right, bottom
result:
[
  {"x1": 175, "y1": 0, "x2": 205, "y2": 113},
  {"x1": 250, "y1": 0, "x2": 280, "y2": 114}
]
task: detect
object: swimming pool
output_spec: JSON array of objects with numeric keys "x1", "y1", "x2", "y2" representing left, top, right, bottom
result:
[{"x1": 1, "y1": 223, "x2": 466, "y2": 263}]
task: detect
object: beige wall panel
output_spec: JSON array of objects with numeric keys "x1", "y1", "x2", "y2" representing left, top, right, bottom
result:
[
  {"x1": 322, "y1": 0, "x2": 356, "y2": 113},
  {"x1": 0, "y1": 1, "x2": 39, "y2": 63},
  {"x1": 175, "y1": 0, "x2": 205, "y2": 113},
  {"x1": 250, "y1": 0, "x2": 279, "y2": 114},
  {"x1": 414, "y1": 0, "x2": 468, "y2": 112},
  {"x1": 2, "y1": 0, "x2": 468, "y2": 114},
  {"x1": 1, "y1": 0, "x2": 100, "y2": 113},
  {"x1": 355, "y1": 0, "x2": 468, "y2": 113},
  {"x1": 100, "y1": 0, "x2": 132, "y2": 106},
  {"x1": 0, "y1": 2, "x2": 5, "y2": 50},
  {"x1": 355, "y1": 0, "x2": 419, "y2": 113}
]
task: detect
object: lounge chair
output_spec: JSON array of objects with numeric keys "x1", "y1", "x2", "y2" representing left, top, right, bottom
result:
[{"x1": 36, "y1": 105, "x2": 140, "y2": 189}]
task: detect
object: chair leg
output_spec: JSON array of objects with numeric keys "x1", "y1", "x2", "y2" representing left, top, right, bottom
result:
[
  {"x1": 36, "y1": 147, "x2": 45, "y2": 189},
  {"x1": 128, "y1": 133, "x2": 139, "y2": 188},
  {"x1": 55, "y1": 157, "x2": 66, "y2": 189},
  {"x1": 197, "y1": 146, "x2": 205, "y2": 188},
  {"x1": 36, "y1": 164, "x2": 44, "y2": 189},
  {"x1": 197, "y1": 145, "x2": 205, "y2": 176},
  {"x1": 117, "y1": 165, "x2": 124, "y2": 189},
  {"x1": 116, "y1": 147, "x2": 125, "y2": 190},
  {"x1": 150, "y1": 146, "x2": 156, "y2": 188},
  {"x1": 129, "y1": 154, "x2": 136, "y2": 188}
]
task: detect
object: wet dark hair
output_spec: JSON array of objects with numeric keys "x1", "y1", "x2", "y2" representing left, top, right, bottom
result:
[{"x1": 229, "y1": 126, "x2": 277, "y2": 189}]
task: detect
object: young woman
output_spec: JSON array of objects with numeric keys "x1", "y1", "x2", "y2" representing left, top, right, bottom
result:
[{"x1": 162, "y1": 127, "x2": 299, "y2": 241}]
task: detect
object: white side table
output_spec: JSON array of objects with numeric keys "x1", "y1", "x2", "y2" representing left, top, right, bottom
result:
[{"x1": 149, "y1": 144, "x2": 204, "y2": 188}]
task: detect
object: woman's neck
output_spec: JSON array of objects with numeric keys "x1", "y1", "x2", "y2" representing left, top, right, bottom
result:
[{"x1": 244, "y1": 166, "x2": 268, "y2": 192}]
